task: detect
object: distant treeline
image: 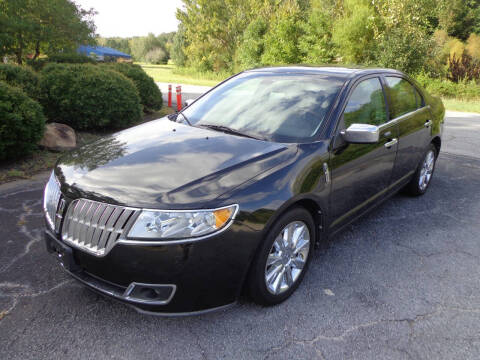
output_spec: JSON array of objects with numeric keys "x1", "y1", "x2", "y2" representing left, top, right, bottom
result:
[
  {"x1": 97, "y1": 32, "x2": 176, "y2": 64},
  {"x1": 169, "y1": 0, "x2": 480, "y2": 79}
]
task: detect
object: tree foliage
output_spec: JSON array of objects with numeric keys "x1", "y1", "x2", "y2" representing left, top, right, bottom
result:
[
  {"x1": 173, "y1": 0, "x2": 480, "y2": 78},
  {"x1": 0, "y1": 0, "x2": 96, "y2": 64}
]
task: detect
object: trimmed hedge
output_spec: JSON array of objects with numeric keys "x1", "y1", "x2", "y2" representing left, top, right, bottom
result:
[
  {"x1": 39, "y1": 64, "x2": 142, "y2": 130},
  {"x1": 27, "y1": 53, "x2": 96, "y2": 71},
  {"x1": 0, "y1": 82, "x2": 46, "y2": 161},
  {"x1": 416, "y1": 73, "x2": 480, "y2": 99},
  {"x1": 47, "y1": 53, "x2": 97, "y2": 64},
  {"x1": 0, "y1": 64, "x2": 40, "y2": 99},
  {"x1": 102, "y1": 63, "x2": 163, "y2": 111}
]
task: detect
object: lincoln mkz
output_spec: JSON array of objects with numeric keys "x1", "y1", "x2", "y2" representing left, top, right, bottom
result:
[{"x1": 44, "y1": 67, "x2": 444, "y2": 315}]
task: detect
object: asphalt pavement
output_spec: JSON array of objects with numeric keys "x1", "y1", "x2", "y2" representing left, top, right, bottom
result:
[{"x1": 1, "y1": 111, "x2": 479, "y2": 359}]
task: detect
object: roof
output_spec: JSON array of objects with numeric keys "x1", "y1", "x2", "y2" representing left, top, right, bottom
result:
[
  {"x1": 77, "y1": 45, "x2": 132, "y2": 59},
  {"x1": 246, "y1": 65, "x2": 403, "y2": 79}
]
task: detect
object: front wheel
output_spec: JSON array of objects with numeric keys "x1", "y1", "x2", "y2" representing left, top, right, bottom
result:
[
  {"x1": 404, "y1": 144, "x2": 438, "y2": 196},
  {"x1": 247, "y1": 207, "x2": 315, "y2": 306}
]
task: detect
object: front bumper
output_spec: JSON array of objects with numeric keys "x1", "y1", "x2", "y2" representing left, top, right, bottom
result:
[{"x1": 44, "y1": 222, "x2": 260, "y2": 314}]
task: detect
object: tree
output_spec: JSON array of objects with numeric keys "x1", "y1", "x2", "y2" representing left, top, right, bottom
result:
[
  {"x1": 236, "y1": 17, "x2": 268, "y2": 69},
  {"x1": 261, "y1": 0, "x2": 304, "y2": 65},
  {"x1": 298, "y1": 1, "x2": 335, "y2": 64},
  {"x1": 331, "y1": 0, "x2": 377, "y2": 64},
  {"x1": 171, "y1": 24, "x2": 187, "y2": 66},
  {"x1": 436, "y1": 0, "x2": 480, "y2": 41},
  {"x1": 0, "y1": 0, "x2": 96, "y2": 64}
]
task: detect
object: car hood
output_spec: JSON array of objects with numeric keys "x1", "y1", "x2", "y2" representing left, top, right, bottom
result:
[{"x1": 56, "y1": 118, "x2": 296, "y2": 209}]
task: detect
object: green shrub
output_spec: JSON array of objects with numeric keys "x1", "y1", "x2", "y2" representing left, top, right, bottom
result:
[
  {"x1": 39, "y1": 64, "x2": 142, "y2": 130},
  {"x1": 416, "y1": 73, "x2": 480, "y2": 99},
  {"x1": 47, "y1": 53, "x2": 96, "y2": 64},
  {"x1": 144, "y1": 48, "x2": 169, "y2": 64},
  {"x1": 0, "y1": 82, "x2": 46, "y2": 161},
  {"x1": 102, "y1": 63, "x2": 163, "y2": 111},
  {"x1": 0, "y1": 64, "x2": 40, "y2": 99}
]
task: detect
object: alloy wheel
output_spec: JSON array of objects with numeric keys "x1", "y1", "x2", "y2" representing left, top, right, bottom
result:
[
  {"x1": 419, "y1": 150, "x2": 435, "y2": 191},
  {"x1": 264, "y1": 221, "x2": 310, "y2": 295}
]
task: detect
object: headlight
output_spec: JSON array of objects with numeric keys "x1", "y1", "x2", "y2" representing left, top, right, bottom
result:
[{"x1": 127, "y1": 205, "x2": 238, "y2": 240}]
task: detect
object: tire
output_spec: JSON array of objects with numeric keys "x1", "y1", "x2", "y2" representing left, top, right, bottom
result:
[
  {"x1": 247, "y1": 207, "x2": 315, "y2": 306},
  {"x1": 404, "y1": 143, "x2": 438, "y2": 196}
]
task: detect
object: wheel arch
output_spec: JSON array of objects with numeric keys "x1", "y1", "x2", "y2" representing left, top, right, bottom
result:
[
  {"x1": 240, "y1": 197, "x2": 325, "y2": 297},
  {"x1": 432, "y1": 136, "x2": 441, "y2": 154}
]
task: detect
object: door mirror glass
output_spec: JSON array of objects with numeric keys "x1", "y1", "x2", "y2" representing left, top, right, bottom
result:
[{"x1": 341, "y1": 123, "x2": 379, "y2": 144}]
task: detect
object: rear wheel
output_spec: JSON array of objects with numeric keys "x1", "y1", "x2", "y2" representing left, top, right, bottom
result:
[
  {"x1": 248, "y1": 207, "x2": 315, "y2": 305},
  {"x1": 404, "y1": 143, "x2": 437, "y2": 196}
]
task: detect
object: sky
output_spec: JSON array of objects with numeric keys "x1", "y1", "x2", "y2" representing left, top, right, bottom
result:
[{"x1": 75, "y1": 0, "x2": 183, "y2": 38}]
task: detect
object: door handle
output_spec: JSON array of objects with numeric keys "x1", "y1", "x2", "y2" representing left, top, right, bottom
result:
[
  {"x1": 424, "y1": 120, "x2": 432, "y2": 128},
  {"x1": 384, "y1": 138, "x2": 398, "y2": 148}
]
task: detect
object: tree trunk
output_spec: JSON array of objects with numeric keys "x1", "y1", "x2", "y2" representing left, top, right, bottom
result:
[
  {"x1": 32, "y1": 41, "x2": 40, "y2": 61},
  {"x1": 16, "y1": 50, "x2": 23, "y2": 65},
  {"x1": 15, "y1": 35, "x2": 24, "y2": 64}
]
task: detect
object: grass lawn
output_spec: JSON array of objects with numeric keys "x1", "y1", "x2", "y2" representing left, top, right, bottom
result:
[
  {"x1": 0, "y1": 107, "x2": 175, "y2": 185},
  {"x1": 138, "y1": 63, "x2": 224, "y2": 86},
  {"x1": 442, "y1": 98, "x2": 480, "y2": 113}
]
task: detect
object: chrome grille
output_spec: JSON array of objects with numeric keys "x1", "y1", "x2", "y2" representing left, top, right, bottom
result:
[
  {"x1": 61, "y1": 199, "x2": 139, "y2": 256},
  {"x1": 43, "y1": 172, "x2": 61, "y2": 231}
]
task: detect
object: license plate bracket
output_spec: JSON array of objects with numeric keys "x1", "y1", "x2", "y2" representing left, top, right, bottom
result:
[{"x1": 45, "y1": 232, "x2": 80, "y2": 272}]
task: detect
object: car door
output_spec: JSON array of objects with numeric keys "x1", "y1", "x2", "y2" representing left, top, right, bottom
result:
[
  {"x1": 384, "y1": 76, "x2": 432, "y2": 186},
  {"x1": 328, "y1": 76, "x2": 398, "y2": 230}
]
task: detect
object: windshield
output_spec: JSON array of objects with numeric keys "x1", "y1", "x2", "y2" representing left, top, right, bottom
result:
[{"x1": 181, "y1": 72, "x2": 344, "y2": 143}]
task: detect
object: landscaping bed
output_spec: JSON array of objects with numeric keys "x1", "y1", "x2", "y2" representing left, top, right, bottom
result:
[{"x1": 0, "y1": 58, "x2": 170, "y2": 185}]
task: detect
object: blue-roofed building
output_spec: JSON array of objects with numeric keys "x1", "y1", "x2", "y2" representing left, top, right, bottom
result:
[{"x1": 77, "y1": 45, "x2": 132, "y2": 61}]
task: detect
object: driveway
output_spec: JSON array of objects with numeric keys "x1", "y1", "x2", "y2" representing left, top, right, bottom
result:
[{"x1": 1, "y1": 112, "x2": 479, "y2": 359}]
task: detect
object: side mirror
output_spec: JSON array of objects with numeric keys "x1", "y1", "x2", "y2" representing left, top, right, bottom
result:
[
  {"x1": 184, "y1": 99, "x2": 195, "y2": 107},
  {"x1": 340, "y1": 123, "x2": 379, "y2": 144}
]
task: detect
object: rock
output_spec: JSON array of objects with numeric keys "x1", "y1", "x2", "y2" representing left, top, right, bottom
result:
[{"x1": 38, "y1": 123, "x2": 76, "y2": 150}]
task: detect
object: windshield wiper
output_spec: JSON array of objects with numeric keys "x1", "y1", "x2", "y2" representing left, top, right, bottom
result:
[{"x1": 198, "y1": 124, "x2": 264, "y2": 140}]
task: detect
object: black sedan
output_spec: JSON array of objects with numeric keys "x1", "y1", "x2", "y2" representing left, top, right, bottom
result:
[{"x1": 44, "y1": 66, "x2": 444, "y2": 315}]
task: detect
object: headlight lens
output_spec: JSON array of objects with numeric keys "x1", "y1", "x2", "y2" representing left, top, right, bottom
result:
[{"x1": 127, "y1": 205, "x2": 238, "y2": 240}]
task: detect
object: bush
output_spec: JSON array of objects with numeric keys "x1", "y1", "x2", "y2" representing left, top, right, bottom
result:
[
  {"x1": 0, "y1": 64, "x2": 40, "y2": 99},
  {"x1": 47, "y1": 53, "x2": 96, "y2": 64},
  {"x1": 415, "y1": 73, "x2": 480, "y2": 99},
  {"x1": 144, "y1": 48, "x2": 168, "y2": 64},
  {"x1": 39, "y1": 64, "x2": 142, "y2": 130},
  {"x1": 447, "y1": 53, "x2": 480, "y2": 82},
  {"x1": 0, "y1": 82, "x2": 46, "y2": 161},
  {"x1": 102, "y1": 63, "x2": 162, "y2": 111}
]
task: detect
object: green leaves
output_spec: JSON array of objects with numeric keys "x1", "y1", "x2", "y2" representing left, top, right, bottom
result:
[
  {"x1": 39, "y1": 64, "x2": 142, "y2": 131},
  {"x1": 0, "y1": 0, "x2": 96, "y2": 64},
  {"x1": 0, "y1": 82, "x2": 46, "y2": 160}
]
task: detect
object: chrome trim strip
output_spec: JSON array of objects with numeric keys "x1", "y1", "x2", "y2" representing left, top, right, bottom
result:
[
  {"x1": 382, "y1": 105, "x2": 430, "y2": 128},
  {"x1": 130, "y1": 302, "x2": 237, "y2": 317}
]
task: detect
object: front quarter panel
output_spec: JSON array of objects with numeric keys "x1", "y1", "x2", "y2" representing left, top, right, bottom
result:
[{"x1": 216, "y1": 141, "x2": 330, "y2": 239}]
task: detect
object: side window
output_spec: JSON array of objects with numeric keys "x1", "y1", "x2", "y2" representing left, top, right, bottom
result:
[
  {"x1": 414, "y1": 87, "x2": 424, "y2": 108},
  {"x1": 385, "y1": 77, "x2": 418, "y2": 118},
  {"x1": 343, "y1": 78, "x2": 387, "y2": 128}
]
